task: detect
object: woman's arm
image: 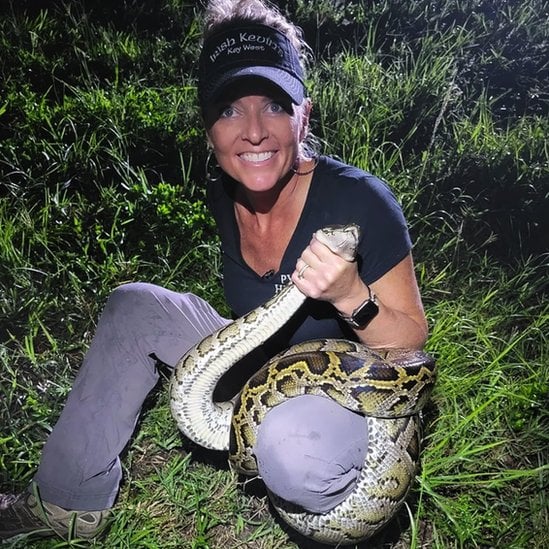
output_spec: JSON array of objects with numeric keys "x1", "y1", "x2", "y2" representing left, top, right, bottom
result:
[{"x1": 292, "y1": 235, "x2": 428, "y2": 350}]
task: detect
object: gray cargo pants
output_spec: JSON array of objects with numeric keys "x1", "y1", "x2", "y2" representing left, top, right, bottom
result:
[{"x1": 33, "y1": 282, "x2": 367, "y2": 514}]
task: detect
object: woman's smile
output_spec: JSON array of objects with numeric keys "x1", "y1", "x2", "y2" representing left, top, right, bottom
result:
[
  {"x1": 205, "y1": 85, "x2": 309, "y2": 195},
  {"x1": 239, "y1": 150, "x2": 276, "y2": 163}
]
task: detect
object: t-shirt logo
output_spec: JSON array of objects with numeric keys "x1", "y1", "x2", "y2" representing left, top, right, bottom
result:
[{"x1": 273, "y1": 273, "x2": 293, "y2": 294}]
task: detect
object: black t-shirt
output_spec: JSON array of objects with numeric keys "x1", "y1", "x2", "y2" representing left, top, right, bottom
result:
[{"x1": 207, "y1": 155, "x2": 412, "y2": 354}]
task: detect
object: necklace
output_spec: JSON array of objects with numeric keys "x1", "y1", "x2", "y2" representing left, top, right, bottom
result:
[{"x1": 293, "y1": 156, "x2": 319, "y2": 176}]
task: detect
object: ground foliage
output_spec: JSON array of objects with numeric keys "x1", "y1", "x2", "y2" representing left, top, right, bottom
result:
[{"x1": 0, "y1": 0, "x2": 547, "y2": 547}]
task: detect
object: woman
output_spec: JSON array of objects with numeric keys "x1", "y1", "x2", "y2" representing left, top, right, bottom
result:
[{"x1": 0, "y1": 0, "x2": 427, "y2": 541}]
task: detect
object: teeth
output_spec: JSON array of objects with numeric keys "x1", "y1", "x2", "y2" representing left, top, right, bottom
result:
[{"x1": 240, "y1": 151, "x2": 274, "y2": 162}]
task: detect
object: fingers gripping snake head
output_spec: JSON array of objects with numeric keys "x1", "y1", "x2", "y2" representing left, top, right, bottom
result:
[{"x1": 314, "y1": 224, "x2": 361, "y2": 262}]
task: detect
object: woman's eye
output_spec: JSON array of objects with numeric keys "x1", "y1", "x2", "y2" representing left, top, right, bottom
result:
[
  {"x1": 268, "y1": 102, "x2": 284, "y2": 113},
  {"x1": 219, "y1": 105, "x2": 235, "y2": 118}
]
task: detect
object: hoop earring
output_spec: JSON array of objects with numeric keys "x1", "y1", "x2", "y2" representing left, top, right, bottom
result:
[{"x1": 205, "y1": 149, "x2": 222, "y2": 182}]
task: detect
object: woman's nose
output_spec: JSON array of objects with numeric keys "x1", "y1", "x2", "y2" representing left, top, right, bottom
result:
[{"x1": 242, "y1": 112, "x2": 267, "y2": 144}]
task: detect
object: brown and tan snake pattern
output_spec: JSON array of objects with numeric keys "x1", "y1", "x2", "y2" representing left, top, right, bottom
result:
[{"x1": 170, "y1": 225, "x2": 436, "y2": 545}]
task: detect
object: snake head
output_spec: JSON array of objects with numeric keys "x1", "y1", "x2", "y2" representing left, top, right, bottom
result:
[{"x1": 314, "y1": 224, "x2": 361, "y2": 262}]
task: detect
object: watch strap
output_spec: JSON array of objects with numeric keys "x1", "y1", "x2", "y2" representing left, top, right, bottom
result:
[{"x1": 338, "y1": 286, "x2": 379, "y2": 329}]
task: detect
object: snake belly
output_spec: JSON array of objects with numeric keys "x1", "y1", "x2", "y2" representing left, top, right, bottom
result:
[{"x1": 170, "y1": 225, "x2": 436, "y2": 545}]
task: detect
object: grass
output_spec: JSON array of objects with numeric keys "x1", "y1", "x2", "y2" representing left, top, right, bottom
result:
[
  {"x1": 0, "y1": 0, "x2": 548, "y2": 547},
  {"x1": 419, "y1": 265, "x2": 548, "y2": 547}
]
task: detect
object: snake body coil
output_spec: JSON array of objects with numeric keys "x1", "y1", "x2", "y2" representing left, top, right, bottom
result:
[{"x1": 170, "y1": 225, "x2": 436, "y2": 545}]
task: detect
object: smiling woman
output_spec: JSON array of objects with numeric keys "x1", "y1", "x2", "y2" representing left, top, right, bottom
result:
[
  {"x1": 205, "y1": 83, "x2": 311, "y2": 197},
  {"x1": 0, "y1": 0, "x2": 428, "y2": 545}
]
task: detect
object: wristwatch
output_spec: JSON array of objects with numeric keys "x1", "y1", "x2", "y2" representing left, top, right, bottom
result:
[{"x1": 338, "y1": 286, "x2": 379, "y2": 329}]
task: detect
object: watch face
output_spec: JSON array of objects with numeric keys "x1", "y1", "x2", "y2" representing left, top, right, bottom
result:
[{"x1": 352, "y1": 299, "x2": 379, "y2": 327}]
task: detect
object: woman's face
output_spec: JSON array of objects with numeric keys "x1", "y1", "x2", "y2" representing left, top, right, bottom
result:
[{"x1": 205, "y1": 80, "x2": 310, "y2": 195}]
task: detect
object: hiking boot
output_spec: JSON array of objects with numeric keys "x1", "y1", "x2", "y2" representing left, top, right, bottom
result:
[{"x1": 0, "y1": 492, "x2": 111, "y2": 541}]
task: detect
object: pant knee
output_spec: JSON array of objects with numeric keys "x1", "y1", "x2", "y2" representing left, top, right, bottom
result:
[
  {"x1": 99, "y1": 283, "x2": 227, "y2": 368},
  {"x1": 103, "y1": 283, "x2": 192, "y2": 320},
  {"x1": 253, "y1": 395, "x2": 368, "y2": 514},
  {"x1": 107, "y1": 282, "x2": 168, "y2": 308}
]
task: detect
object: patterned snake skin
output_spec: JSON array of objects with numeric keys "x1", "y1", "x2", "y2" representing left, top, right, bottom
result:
[{"x1": 170, "y1": 225, "x2": 436, "y2": 545}]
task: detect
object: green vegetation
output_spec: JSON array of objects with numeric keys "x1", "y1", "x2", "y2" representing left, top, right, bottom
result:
[{"x1": 0, "y1": 0, "x2": 547, "y2": 547}]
